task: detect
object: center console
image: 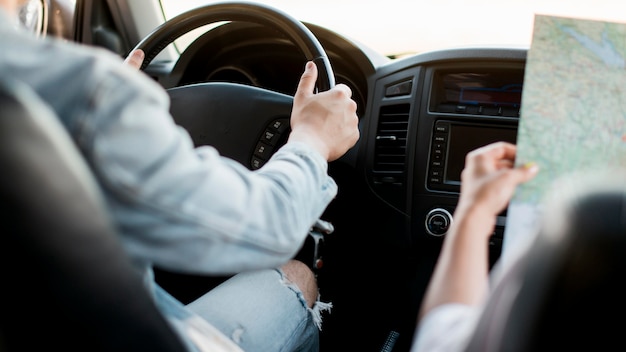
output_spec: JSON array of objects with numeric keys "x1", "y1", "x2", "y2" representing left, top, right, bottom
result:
[
  {"x1": 417, "y1": 62, "x2": 525, "y2": 258},
  {"x1": 364, "y1": 48, "x2": 527, "y2": 262}
]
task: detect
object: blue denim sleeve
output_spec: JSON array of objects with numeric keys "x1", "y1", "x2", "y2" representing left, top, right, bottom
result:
[{"x1": 81, "y1": 61, "x2": 337, "y2": 274}]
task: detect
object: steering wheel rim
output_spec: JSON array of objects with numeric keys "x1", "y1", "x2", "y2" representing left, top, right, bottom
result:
[{"x1": 132, "y1": 1, "x2": 335, "y2": 92}]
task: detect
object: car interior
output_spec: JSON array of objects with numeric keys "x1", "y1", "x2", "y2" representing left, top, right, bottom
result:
[{"x1": 3, "y1": 1, "x2": 624, "y2": 351}]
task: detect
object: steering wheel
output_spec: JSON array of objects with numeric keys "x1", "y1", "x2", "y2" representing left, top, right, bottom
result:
[{"x1": 131, "y1": 2, "x2": 336, "y2": 169}]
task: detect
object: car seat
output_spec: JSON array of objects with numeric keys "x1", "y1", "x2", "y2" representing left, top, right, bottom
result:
[
  {"x1": 464, "y1": 181, "x2": 626, "y2": 351},
  {"x1": 0, "y1": 78, "x2": 187, "y2": 351}
]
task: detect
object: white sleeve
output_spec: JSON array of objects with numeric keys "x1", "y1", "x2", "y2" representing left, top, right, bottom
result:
[{"x1": 411, "y1": 303, "x2": 480, "y2": 352}]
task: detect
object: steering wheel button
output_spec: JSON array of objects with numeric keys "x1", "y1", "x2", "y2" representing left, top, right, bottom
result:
[
  {"x1": 251, "y1": 157, "x2": 265, "y2": 170},
  {"x1": 270, "y1": 119, "x2": 289, "y2": 133},
  {"x1": 254, "y1": 141, "x2": 274, "y2": 160},
  {"x1": 262, "y1": 129, "x2": 281, "y2": 145}
]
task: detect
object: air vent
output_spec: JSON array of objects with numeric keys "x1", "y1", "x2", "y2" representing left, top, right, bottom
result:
[{"x1": 373, "y1": 104, "x2": 410, "y2": 185}]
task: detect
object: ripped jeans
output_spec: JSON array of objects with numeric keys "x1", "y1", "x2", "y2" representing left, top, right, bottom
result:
[{"x1": 154, "y1": 267, "x2": 332, "y2": 352}]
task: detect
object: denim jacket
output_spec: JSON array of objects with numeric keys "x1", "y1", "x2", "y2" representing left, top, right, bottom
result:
[{"x1": 1, "y1": 9, "x2": 337, "y2": 350}]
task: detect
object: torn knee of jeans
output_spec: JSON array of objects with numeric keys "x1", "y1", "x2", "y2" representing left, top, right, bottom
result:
[
  {"x1": 309, "y1": 295, "x2": 333, "y2": 331},
  {"x1": 277, "y1": 270, "x2": 308, "y2": 308},
  {"x1": 277, "y1": 269, "x2": 333, "y2": 331}
]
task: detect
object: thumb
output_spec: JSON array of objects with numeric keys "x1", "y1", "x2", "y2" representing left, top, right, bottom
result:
[
  {"x1": 514, "y1": 162, "x2": 539, "y2": 184},
  {"x1": 124, "y1": 49, "x2": 145, "y2": 70},
  {"x1": 295, "y1": 61, "x2": 318, "y2": 98}
]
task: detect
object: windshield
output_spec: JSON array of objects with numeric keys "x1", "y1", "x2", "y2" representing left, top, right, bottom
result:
[{"x1": 160, "y1": 0, "x2": 626, "y2": 58}]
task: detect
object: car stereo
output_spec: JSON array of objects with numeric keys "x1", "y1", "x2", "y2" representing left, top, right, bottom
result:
[{"x1": 427, "y1": 120, "x2": 517, "y2": 192}]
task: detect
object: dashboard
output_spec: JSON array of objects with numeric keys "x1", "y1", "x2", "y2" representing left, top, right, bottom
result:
[
  {"x1": 365, "y1": 50, "x2": 526, "y2": 276},
  {"x1": 368, "y1": 51, "x2": 525, "y2": 234},
  {"x1": 146, "y1": 21, "x2": 528, "y2": 350}
]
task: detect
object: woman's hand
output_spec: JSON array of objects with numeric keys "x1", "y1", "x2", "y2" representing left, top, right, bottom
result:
[{"x1": 456, "y1": 141, "x2": 538, "y2": 221}]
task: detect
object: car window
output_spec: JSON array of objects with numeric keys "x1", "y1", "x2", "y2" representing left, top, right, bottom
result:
[{"x1": 159, "y1": 0, "x2": 626, "y2": 58}]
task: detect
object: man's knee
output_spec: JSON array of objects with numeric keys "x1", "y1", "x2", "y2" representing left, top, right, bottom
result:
[{"x1": 281, "y1": 259, "x2": 318, "y2": 308}]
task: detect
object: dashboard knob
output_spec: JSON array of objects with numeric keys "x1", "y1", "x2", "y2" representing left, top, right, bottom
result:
[{"x1": 425, "y1": 208, "x2": 453, "y2": 236}]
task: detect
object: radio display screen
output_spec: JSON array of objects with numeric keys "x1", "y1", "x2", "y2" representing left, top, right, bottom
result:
[
  {"x1": 446, "y1": 124, "x2": 518, "y2": 184},
  {"x1": 430, "y1": 68, "x2": 525, "y2": 116},
  {"x1": 446, "y1": 75, "x2": 522, "y2": 107}
]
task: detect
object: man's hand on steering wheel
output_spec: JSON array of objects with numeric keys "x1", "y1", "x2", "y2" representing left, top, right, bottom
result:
[{"x1": 289, "y1": 62, "x2": 360, "y2": 162}]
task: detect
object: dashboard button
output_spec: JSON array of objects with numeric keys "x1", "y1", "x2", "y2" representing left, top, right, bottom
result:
[
  {"x1": 434, "y1": 124, "x2": 448, "y2": 133},
  {"x1": 433, "y1": 134, "x2": 447, "y2": 143},
  {"x1": 432, "y1": 148, "x2": 444, "y2": 160},
  {"x1": 425, "y1": 208, "x2": 453, "y2": 236},
  {"x1": 430, "y1": 168, "x2": 443, "y2": 178}
]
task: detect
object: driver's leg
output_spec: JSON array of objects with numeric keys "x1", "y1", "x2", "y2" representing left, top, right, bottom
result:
[
  {"x1": 279, "y1": 259, "x2": 318, "y2": 308},
  {"x1": 186, "y1": 259, "x2": 330, "y2": 351}
]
